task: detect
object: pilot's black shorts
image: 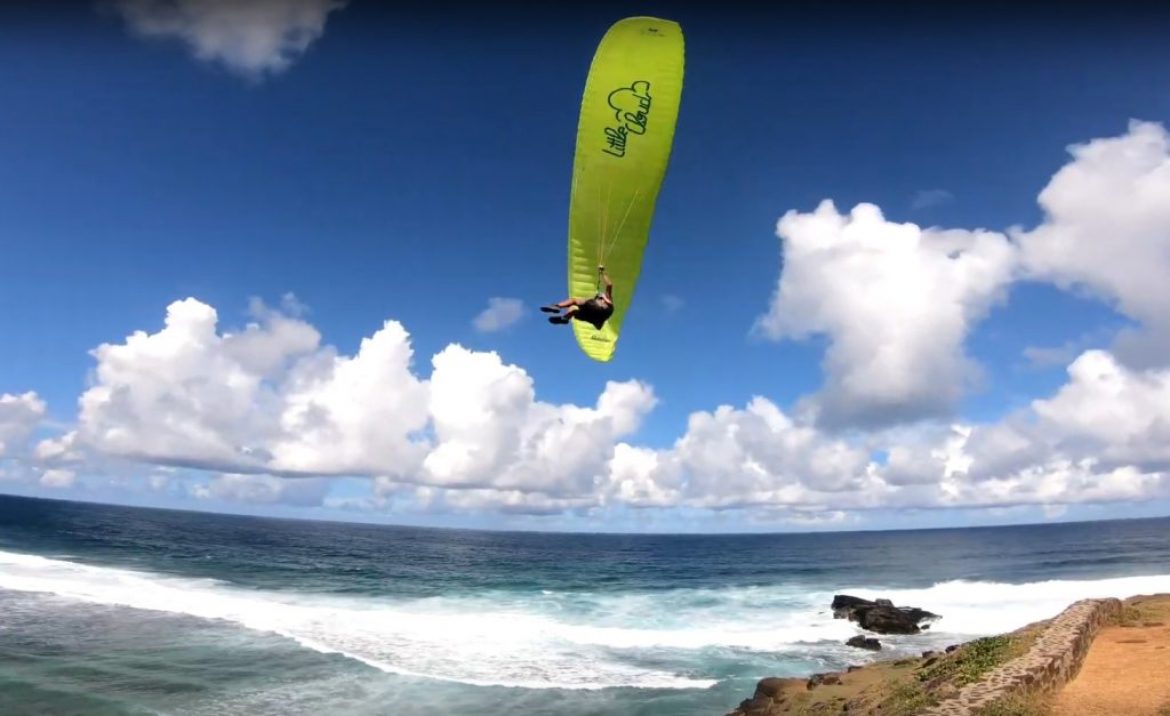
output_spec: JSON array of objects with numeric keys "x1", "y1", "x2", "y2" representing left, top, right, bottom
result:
[{"x1": 576, "y1": 297, "x2": 614, "y2": 329}]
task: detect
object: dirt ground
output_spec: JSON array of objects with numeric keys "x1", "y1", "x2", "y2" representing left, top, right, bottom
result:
[{"x1": 1048, "y1": 595, "x2": 1170, "y2": 716}]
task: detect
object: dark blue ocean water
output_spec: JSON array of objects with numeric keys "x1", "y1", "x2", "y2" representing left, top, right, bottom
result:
[{"x1": 1, "y1": 494, "x2": 1168, "y2": 715}]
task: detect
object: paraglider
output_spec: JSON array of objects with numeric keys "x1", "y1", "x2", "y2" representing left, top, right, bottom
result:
[
  {"x1": 542, "y1": 266, "x2": 614, "y2": 328},
  {"x1": 548, "y1": 16, "x2": 684, "y2": 362}
]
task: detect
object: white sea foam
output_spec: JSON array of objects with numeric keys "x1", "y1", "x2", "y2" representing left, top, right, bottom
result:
[
  {"x1": 0, "y1": 550, "x2": 712, "y2": 689},
  {"x1": 2, "y1": 549, "x2": 1167, "y2": 690}
]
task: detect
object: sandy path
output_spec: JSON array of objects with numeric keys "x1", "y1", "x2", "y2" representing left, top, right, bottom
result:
[{"x1": 1049, "y1": 620, "x2": 1170, "y2": 716}]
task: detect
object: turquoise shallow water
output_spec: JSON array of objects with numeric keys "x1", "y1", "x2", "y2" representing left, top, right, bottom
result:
[{"x1": 2, "y1": 494, "x2": 1169, "y2": 715}]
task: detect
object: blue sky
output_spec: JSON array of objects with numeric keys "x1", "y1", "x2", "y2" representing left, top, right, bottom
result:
[{"x1": 2, "y1": 0, "x2": 1170, "y2": 532}]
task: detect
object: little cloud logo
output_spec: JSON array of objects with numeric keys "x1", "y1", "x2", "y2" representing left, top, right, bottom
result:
[{"x1": 602, "y1": 80, "x2": 652, "y2": 157}]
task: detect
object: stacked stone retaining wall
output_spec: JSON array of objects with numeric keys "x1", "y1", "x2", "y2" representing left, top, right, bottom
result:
[{"x1": 919, "y1": 597, "x2": 1121, "y2": 715}]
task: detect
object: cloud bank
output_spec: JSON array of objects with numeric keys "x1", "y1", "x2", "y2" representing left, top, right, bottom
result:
[{"x1": 5, "y1": 120, "x2": 1170, "y2": 524}]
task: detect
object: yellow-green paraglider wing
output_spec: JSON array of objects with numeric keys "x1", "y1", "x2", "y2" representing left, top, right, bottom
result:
[{"x1": 567, "y1": 17, "x2": 684, "y2": 362}]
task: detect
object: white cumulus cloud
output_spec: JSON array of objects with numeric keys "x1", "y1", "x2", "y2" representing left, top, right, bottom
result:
[
  {"x1": 1014, "y1": 120, "x2": 1170, "y2": 368},
  {"x1": 755, "y1": 120, "x2": 1170, "y2": 433},
  {"x1": 78, "y1": 296, "x2": 430, "y2": 478},
  {"x1": 422, "y1": 345, "x2": 654, "y2": 494},
  {"x1": 472, "y1": 297, "x2": 525, "y2": 333},
  {"x1": 754, "y1": 201, "x2": 1017, "y2": 429},
  {"x1": 39, "y1": 469, "x2": 77, "y2": 489},
  {"x1": 603, "y1": 397, "x2": 883, "y2": 512},
  {"x1": 0, "y1": 392, "x2": 46, "y2": 458},
  {"x1": 864, "y1": 350, "x2": 1170, "y2": 510},
  {"x1": 111, "y1": 0, "x2": 348, "y2": 79},
  {"x1": 72, "y1": 296, "x2": 656, "y2": 502},
  {"x1": 1031, "y1": 350, "x2": 1170, "y2": 470}
]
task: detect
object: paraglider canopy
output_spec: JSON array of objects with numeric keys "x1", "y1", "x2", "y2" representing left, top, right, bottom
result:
[{"x1": 565, "y1": 16, "x2": 685, "y2": 362}]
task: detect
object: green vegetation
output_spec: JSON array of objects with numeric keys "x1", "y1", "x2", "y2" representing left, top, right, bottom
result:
[
  {"x1": 917, "y1": 635, "x2": 1015, "y2": 687},
  {"x1": 975, "y1": 691, "x2": 1054, "y2": 716},
  {"x1": 1118, "y1": 605, "x2": 1144, "y2": 627},
  {"x1": 879, "y1": 681, "x2": 938, "y2": 716},
  {"x1": 826, "y1": 632, "x2": 1036, "y2": 716}
]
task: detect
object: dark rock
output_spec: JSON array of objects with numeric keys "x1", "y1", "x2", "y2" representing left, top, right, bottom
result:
[
  {"x1": 921, "y1": 650, "x2": 936, "y2": 658},
  {"x1": 807, "y1": 673, "x2": 842, "y2": 689},
  {"x1": 832, "y1": 595, "x2": 874, "y2": 611},
  {"x1": 901, "y1": 607, "x2": 940, "y2": 624},
  {"x1": 847, "y1": 665, "x2": 864, "y2": 673},
  {"x1": 832, "y1": 594, "x2": 874, "y2": 618},
  {"x1": 857, "y1": 605, "x2": 928, "y2": 634},
  {"x1": 829, "y1": 594, "x2": 940, "y2": 634},
  {"x1": 846, "y1": 635, "x2": 882, "y2": 651},
  {"x1": 945, "y1": 644, "x2": 959, "y2": 653}
]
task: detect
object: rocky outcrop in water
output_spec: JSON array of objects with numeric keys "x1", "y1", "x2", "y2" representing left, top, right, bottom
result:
[
  {"x1": 831, "y1": 594, "x2": 940, "y2": 635},
  {"x1": 846, "y1": 635, "x2": 882, "y2": 650}
]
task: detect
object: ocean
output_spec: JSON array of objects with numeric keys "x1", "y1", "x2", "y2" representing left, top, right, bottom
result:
[{"x1": 1, "y1": 495, "x2": 1168, "y2": 716}]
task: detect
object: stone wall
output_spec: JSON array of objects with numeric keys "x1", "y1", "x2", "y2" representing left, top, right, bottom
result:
[{"x1": 919, "y1": 597, "x2": 1122, "y2": 715}]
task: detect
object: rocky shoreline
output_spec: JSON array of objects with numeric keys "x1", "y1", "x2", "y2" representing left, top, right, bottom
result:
[{"x1": 725, "y1": 594, "x2": 1165, "y2": 716}]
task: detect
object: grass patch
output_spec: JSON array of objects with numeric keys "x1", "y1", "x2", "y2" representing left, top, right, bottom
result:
[
  {"x1": 1118, "y1": 606, "x2": 1145, "y2": 627},
  {"x1": 839, "y1": 627, "x2": 1040, "y2": 715},
  {"x1": 1127, "y1": 594, "x2": 1170, "y2": 623},
  {"x1": 879, "y1": 681, "x2": 938, "y2": 716},
  {"x1": 916, "y1": 635, "x2": 1016, "y2": 687},
  {"x1": 976, "y1": 691, "x2": 1054, "y2": 716}
]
